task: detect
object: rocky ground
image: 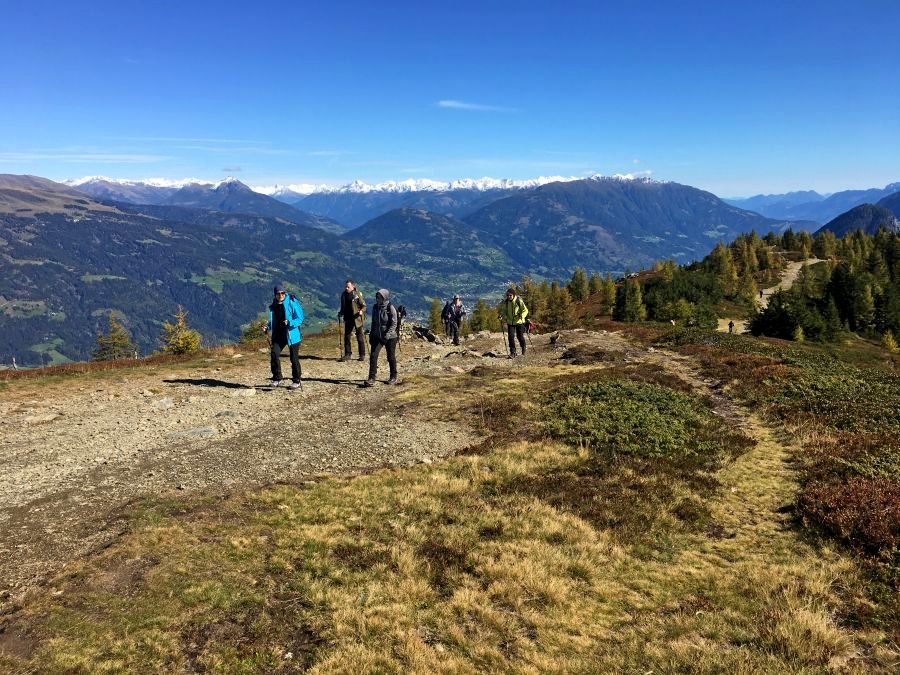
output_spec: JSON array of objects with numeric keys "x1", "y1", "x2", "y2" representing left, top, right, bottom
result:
[{"x1": 0, "y1": 328, "x2": 596, "y2": 611}]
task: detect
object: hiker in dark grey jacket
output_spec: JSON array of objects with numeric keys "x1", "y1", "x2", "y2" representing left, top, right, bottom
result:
[{"x1": 366, "y1": 288, "x2": 399, "y2": 386}]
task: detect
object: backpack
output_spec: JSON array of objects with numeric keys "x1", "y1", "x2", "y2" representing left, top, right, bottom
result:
[{"x1": 395, "y1": 303, "x2": 407, "y2": 336}]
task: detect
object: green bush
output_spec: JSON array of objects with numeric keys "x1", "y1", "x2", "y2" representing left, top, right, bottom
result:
[{"x1": 544, "y1": 378, "x2": 722, "y2": 462}]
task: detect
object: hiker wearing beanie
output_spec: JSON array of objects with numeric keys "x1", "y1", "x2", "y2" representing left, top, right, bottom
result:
[
  {"x1": 263, "y1": 285, "x2": 304, "y2": 389},
  {"x1": 443, "y1": 294, "x2": 467, "y2": 346},
  {"x1": 338, "y1": 279, "x2": 367, "y2": 362},
  {"x1": 366, "y1": 288, "x2": 399, "y2": 386},
  {"x1": 499, "y1": 287, "x2": 529, "y2": 357}
]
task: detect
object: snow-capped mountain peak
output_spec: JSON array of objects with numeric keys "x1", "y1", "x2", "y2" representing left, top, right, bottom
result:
[
  {"x1": 66, "y1": 171, "x2": 659, "y2": 198},
  {"x1": 64, "y1": 175, "x2": 213, "y2": 189}
]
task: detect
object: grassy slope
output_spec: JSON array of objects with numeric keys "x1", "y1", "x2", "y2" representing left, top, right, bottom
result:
[{"x1": 2, "y1": 337, "x2": 897, "y2": 672}]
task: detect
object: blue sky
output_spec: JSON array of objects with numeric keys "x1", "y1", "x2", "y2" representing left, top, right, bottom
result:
[{"x1": 1, "y1": 0, "x2": 898, "y2": 196}]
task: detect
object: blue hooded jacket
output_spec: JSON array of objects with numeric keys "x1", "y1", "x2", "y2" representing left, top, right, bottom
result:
[{"x1": 268, "y1": 294, "x2": 304, "y2": 345}]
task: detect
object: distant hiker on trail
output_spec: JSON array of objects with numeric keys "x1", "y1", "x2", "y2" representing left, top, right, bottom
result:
[
  {"x1": 263, "y1": 285, "x2": 304, "y2": 389},
  {"x1": 443, "y1": 294, "x2": 467, "y2": 346},
  {"x1": 499, "y1": 288, "x2": 529, "y2": 358},
  {"x1": 759, "y1": 289, "x2": 764, "y2": 299},
  {"x1": 728, "y1": 320, "x2": 735, "y2": 334},
  {"x1": 366, "y1": 289, "x2": 399, "y2": 386},
  {"x1": 338, "y1": 279, "x2": 367, "y2": 362}
]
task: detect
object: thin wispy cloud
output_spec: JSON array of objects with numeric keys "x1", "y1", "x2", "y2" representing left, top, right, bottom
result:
[
  {"x1": 307, "y1": 150, "x2": 350, "y2": 157},
  {"x1": 436, "y1": 99, "x2": 517, "y2": 113},
  {"x1": 222, "y1": 165, "x2": 242, "y2": 172},
  {"x1": 0, "y1": 151, "x2": 170, "y2": 163},
  {"x1": 109, "y1": 136, "x2": 263, "y2": 144}
]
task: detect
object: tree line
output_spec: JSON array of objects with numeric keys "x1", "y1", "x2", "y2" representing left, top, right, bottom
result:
[{"x1": 92, "y1": 227, "x2": 899, "y2": 361}]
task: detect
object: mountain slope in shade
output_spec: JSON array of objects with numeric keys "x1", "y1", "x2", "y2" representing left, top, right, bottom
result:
[
  {"x1": 298, "y1": 187, "x2": 521, "y2": 228},
  {"x1": 343, "y1": 208, "x2": 523, "y2": 300},
  {"x1": 877, "y1": 191, "x2": 900, "y2": 218},
  {"x1": 164, "y1": 178, "x2": 347, "y2": 234},
  {"x1": 0, "y1": 174, "x2": 120, "y2": 216},
  {"x1": 815, "y1": 204, "x2": 898, "y2": 237},
  {"x1": 462, "y1": 177, "x2": 808, "y2": 276}
]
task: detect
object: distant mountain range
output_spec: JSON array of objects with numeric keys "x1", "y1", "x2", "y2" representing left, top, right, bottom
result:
[
  {"x1": 0, "y1": 172, "x2": 842, "y2": 364},
  {"x1": 726, "y1": 182, "x2": 900, "y2": 224}
]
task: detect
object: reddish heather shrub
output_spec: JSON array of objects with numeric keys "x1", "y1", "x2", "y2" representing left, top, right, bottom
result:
[{"x1": 798, "y1": 477, "x2": 900, "y2": 554}]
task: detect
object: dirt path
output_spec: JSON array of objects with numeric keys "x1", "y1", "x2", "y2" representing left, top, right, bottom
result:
[
  {"x1": 0, "y1": 331, "x2": 535, "y2": 610},
  {"x1": 718, "y1": 257, "x2": 824, "y2": 334}
]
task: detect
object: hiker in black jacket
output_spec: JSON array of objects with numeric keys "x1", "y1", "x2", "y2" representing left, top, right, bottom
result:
[
  {"x1": 338, "y1": 279, "x2": 366, "y2": 362},
  {"x1": 365, "y1": 288, "x2": 399, "y2": 386},
  {"x1": 443, "y1": 295, "x2": 467, "y2": 346}
]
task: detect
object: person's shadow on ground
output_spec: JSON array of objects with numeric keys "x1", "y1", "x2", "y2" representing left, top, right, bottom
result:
[{"x1": 163, "y1": 378, "x2": 249, "y2": 389}]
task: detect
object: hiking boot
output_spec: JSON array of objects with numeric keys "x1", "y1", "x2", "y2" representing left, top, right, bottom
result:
[
  {"x1": 289, "y1": 382, "x2": 301, "y2": 390},
  {"x1": 339, "y1": 355, "x2": 351, "y2": 362},
  {"x1": 387, "y1": 376, "x2": 399, "y2": 385},
  {"x1": 364, "y1": 379, "x2": 376, "y2": 387},
  {"x1": 358, "y1": 355, "x2": 366, "y2": 362},
  {"x1": 271, "y1": 379, "x2": 283, "y2": 387}
]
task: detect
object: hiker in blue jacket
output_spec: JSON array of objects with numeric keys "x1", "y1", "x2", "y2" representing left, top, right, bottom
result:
[{"x1": 263, "y1": 285, "x2": 304, "y2": 389}]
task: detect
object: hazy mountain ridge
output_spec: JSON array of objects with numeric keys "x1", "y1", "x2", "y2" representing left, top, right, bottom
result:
[{"x1": 727, "y1": 182, "x2": 900, "y2": 223}]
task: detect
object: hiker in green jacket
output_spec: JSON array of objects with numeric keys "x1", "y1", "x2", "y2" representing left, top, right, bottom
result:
[{"x1": 499, "y1": 287, "x2": 529, "y2": 357}]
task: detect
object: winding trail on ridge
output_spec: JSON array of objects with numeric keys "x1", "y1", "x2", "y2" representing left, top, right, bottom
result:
[{"x1": 718, "y1": 257, "x2": 824, "y2": 334}]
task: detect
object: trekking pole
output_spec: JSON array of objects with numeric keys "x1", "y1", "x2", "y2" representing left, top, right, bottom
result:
[
  {"x1": 499, "y1": 318, "x2": 509, "y2": 356},
  {"x1": 337, "y1": 315, "x2": 343, "y2": 359}
]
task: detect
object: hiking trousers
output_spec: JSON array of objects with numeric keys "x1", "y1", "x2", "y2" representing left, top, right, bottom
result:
[
  {"x1": 343, "y1": 320, "x2": 366, "y2": 357},
  {"x1": 507, "y1": 323, "x2": 527, "y2": 355},
  {"x1": 271, "y1": 339, "x2": 301, "y2": 383},
  {"x1": 448, "y1": 321, "x2": 460, "y2": 346},
  {"x1": 368, "y1": 337, "x2": 398, "y2": 380}
]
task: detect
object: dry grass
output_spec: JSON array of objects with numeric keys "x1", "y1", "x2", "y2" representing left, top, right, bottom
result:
[{"x1": 1, "y1": 350, "x2": 897, "y2": 672}]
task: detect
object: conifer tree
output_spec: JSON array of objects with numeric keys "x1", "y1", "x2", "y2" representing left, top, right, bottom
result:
[
  {"x1": 599, "y1": 273, "x2": 617, "y2": 315},
  {"x1": 545, "y1": 281, "x2": 575, "y2": 329},
  {"x1": 520, "y1": 276, "x2": 547, "y2": 326},
  {"x1": 470, "y1": 298, "x2": 500, "y2": 332},
  {"x1": 588, "y1": 272, "x2": 602, "y2": 296},
  {"x1": 883, "y1": 330, "x2": 898, "y2": 354},
  {"x1": 567, "y1": 267, "x2": 589, "y2": 302},
  {"x1": 428, "y1": 297, "x2": 444, "y2": 334},
  {"x1": 709, "y1": 242, "x2": 739, "y2": 296},
  {"x1": 616, "y1": 279, "x2": 647, "y2": 322},
  {"x1": 854, "y1": 283, "x2": 876, "y2": 332},
  {"x1": 92, "y1": 311, "x2": 137, "y2": 361},
  {"x1": 160, "y1": 306, "x2": 201, "y2": 355}
]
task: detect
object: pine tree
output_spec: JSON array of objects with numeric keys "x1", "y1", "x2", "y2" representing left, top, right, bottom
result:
[
  {"x1": 567, "y1": 267, "x2": 589, "y2": 302},
  {"x1": 599, "y1": 273, "x2": 616, "y2": 315},
  {"x1": 588, "y1": 272, "x2": 602, "y2": 296},
  {"x1": 92, "y1": 311, "x2": 137, "y2": 361},
  {"x1": 854, "y1": 283, "x2": 876, "y2": 333},
  {"x1": 709, "y1": 242, "x2": 739, "y2": 296},
  {"x1": 621, "y1": 279, "x2": 647, "y2": 322},
  {"x1": 883, "y1": 330, "x2": 898, "y2": 353},
  {"x1": 520, "y1": 276, "x2": 547, "y2": 326},
  {"x1": 470, "y1": 298, "x2": 500, "y2": 332},
  {"x1": 822, "y1": 297, "x2": 842, "y2": 341},
  {"x1": 428, "y1": 297, "x2": 444, "y2": 334},
  {"x1": 160, "y1": 306, "x2": 201, "y2": 355},
  {"x1": 545, "y1": 281, "x2": 575, "y2": 329}
]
